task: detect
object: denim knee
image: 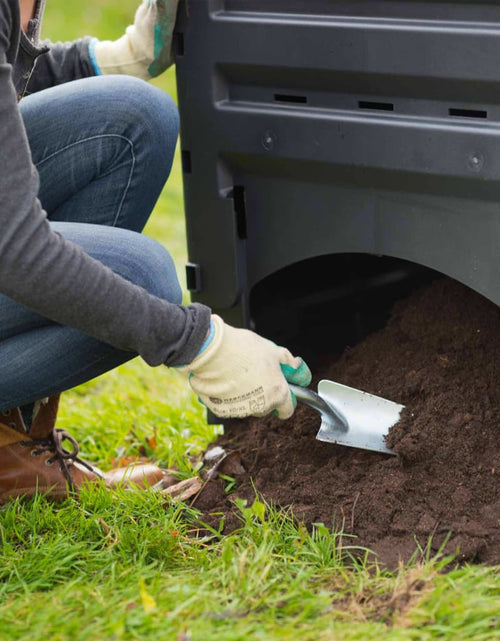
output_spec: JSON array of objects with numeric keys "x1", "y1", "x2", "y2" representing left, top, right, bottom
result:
[
  {"x1": 64, "y1": 75, "x2": 179, "y2": 200},
  {"x1": 51, "y1": 221, "x2": 183, "y2": 305},
  {"x1": 23, "y1": 75, "x2": 180, "y2": 234},
  {"x1": 99, "y1": 75, "x2": 180, "y2": 171},
  {"x1": 114, "y1": 233, "x2": 183, "y2": 304}
]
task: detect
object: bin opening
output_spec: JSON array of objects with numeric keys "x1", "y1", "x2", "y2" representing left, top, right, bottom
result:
[{"x1": 249, "y1": 254, "x2": 438, "y2": 365}]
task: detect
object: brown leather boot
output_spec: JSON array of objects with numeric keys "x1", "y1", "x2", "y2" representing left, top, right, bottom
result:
[{"x1": 0, "y1": 396, "x2": 165, "y2": 503}]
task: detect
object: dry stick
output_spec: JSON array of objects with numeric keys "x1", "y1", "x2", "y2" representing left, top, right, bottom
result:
[
  {"x1": 162, "y1": 477, "x2": 203, "y2": 502},
  {"x1": 418, "y1": 519, "x2": 442, "y2": 561},
  {"x1": 188, "y1": 477, "x2": 211, "y2": 508},
  {"x1": 188, "y1": 457, "x2": 226, "y2": 508},
  {"x1": 251, "y1": 435, "x2": 268, "y2": 468},
  {"x1": 351, "y1": 491, "x2": 361, "y2": 531},
  {"x1": 187, "y1": 449, "x2": 245, "y2": 509}
]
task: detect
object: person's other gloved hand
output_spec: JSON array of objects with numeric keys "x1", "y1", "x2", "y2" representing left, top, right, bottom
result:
[
  {"x1": 89, "y1": 0, "x2": 179, "y2": 80},
  {"x1": 179, "y1": 315, "x2": 312, "y2": 420}
]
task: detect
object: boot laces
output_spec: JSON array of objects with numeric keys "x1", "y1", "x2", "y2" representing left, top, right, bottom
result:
[{"x1": 20, "y1": 428, "x2": 99, "y2": 489}]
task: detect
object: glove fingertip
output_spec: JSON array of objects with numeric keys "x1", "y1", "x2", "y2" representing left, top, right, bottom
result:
[
  {"x1": 280, "y1": 358, "x2": 312, "y2": 387},
  {"x1": 296, "y1": 359, "x2": 313, "y2": 386}
]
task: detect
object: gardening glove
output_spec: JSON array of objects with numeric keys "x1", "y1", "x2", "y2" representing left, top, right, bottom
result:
[
  {"x1": 179, "y1": 315, "x2": 312, "y2": 420},
  {"x1": 89, "y1": 0, "x2": 179, "y2": 80}
]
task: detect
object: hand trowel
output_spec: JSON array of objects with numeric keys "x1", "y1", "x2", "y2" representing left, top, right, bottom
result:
[{"x1": 289, "y1": 380, "x2": 404, "y2": 455}]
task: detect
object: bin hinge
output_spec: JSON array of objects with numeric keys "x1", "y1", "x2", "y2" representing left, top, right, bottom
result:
[
  {"x1": 173, "y1": 32, "x2": 185, "y2": 57},
  {"x1": 186, "y1": 262, "x2": 201, "y2": 292},
  {"x1": 229, "y1": 185, "x2": 247, "y2": 240}
]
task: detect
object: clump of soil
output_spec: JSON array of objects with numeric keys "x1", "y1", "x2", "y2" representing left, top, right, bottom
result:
[{"x1": 197, "y1": 279, "x2": 500, "y2": 567}]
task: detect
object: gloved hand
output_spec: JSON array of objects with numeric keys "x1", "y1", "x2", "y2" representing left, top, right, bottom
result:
[
  {"x1": 90, "y1": 0, "x2": 180, "y2": 80},
  {"x1": 179, "y1": 315, "x2": 312, "y2": 419}
]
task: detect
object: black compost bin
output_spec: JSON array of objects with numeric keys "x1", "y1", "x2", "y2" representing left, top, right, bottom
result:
[{"x1": 175, "y1": 0, "x2": 500, "y2": 360}]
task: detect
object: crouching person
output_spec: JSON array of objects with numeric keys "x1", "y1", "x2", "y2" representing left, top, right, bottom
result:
[{"x1": 0, "y1": 0, "x2": 311, "y2": 500}]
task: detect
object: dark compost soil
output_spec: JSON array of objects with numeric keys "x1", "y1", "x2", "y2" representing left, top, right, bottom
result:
[{"x1": 196, "y1": 279, "x2": 500, "y2": 567}]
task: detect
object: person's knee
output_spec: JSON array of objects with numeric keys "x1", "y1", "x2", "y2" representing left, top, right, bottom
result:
[
  {"x1": 66, "y1": 223, "x2": 183, "y2": 304},
  {"x1": 140, "y1": 84, "x2": 179, "y2": 176},
  {"x1": 124, "y1": 234, "x2": 183, "y2": 304},
  {"x1": 102, "y1": 75, "x2": 179, "y2": 162}
]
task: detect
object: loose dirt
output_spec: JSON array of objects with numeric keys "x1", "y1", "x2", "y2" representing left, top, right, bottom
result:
[{"x1": 196, "y1": 278, "x2": 500, "y2": 567}]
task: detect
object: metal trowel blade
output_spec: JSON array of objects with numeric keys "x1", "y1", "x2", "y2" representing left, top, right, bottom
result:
[{"x1": 316, "y1": 379, "x2": 404, "y2": 455}]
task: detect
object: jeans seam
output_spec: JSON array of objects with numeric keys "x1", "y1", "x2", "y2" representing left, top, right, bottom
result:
[{"x1": 36, "y1": 134, "x2": 136, "y2": 228}]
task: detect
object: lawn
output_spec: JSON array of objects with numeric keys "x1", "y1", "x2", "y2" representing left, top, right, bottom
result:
[{"x1": 1, "y1": 2, "x2": 499, "y2": 639}]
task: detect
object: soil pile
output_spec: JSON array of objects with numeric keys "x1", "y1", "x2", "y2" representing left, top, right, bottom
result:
[{"x1": 197, "y1": 279, "x2": 500, "y2": 567}]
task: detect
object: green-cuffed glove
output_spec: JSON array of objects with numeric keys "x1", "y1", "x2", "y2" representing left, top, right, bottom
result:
[
  {"x1": 90, "y1": 0, "x2": 179, "y2": 80},
  {"x1": 179, "y1": 315, "x2": 312, "y2": 420}
]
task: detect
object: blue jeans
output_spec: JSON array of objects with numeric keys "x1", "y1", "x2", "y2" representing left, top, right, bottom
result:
[{"x1": 0, "y1": 75, "x2": 181, "y2": 412}]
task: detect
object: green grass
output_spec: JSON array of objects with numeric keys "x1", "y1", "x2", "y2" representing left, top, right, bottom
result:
[
  {"x1": 1, "y1": 2, "x2": 500, "y2": 639},
  {"x1": 2, "y1": 488, "x2": 500, "y2": 640}
]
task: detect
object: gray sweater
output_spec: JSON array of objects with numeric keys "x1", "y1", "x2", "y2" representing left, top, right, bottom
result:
[{"x1": 0, "y1": 0, "x2": 211, "y2": 367}]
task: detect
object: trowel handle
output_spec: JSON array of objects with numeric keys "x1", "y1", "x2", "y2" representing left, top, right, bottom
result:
[{"x1": 289, "y1": 384, "x2": 349, "y2": 432}]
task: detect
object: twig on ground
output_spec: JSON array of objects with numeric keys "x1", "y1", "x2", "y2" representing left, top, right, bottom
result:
[{"x1": 351, "y1": 491, "x2": 361, "y2": 531}]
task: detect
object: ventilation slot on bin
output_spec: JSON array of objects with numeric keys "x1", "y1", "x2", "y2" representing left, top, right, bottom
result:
[
  {"x1": 274, "y1": 94, "x2": 308, "y2": 104},
  {"x1": 449, "y1": 108, "x2": 487, "y2": 119},
  {"x1": 358, "y1": 101, "x2": 394, "y2": 111}
]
